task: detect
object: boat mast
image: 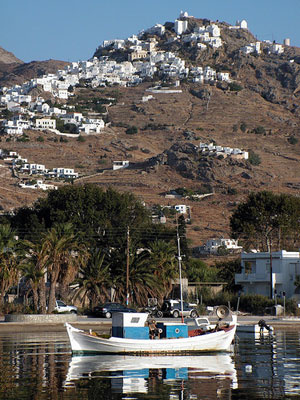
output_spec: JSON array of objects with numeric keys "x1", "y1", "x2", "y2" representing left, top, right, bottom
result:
[
  {"x1": 176, "y1": 219, "x2": 184, "y2": 323},
  {"x1": 126, "y1": 226, "x2": 130, "y2": 305}
]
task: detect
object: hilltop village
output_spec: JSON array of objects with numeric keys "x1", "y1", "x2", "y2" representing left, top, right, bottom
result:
[{"x1": 0, "y1": 11, "x2": 289, "y2": 136}]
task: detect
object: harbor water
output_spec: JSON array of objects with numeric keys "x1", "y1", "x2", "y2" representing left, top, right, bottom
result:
[{"x1": 0, "y1": 328, "x2": 300, "y2": 399}]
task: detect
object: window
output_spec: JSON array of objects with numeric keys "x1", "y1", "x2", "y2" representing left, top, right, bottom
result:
[{"x1": 245, "y1": 261, "x2": 255, "y2": 274}]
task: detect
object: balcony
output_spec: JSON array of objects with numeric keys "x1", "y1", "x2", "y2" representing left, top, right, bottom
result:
[
  {"x1": 235, "y1": 272, "x2": 284, "y2": 284},
  {"x1": 235, "y1": 273, "x2": 269, "y2": 283}
]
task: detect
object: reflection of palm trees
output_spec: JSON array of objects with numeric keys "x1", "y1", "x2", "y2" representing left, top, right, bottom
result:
[{"x1": 72, "y1": 248, "x2": 111, "y2": 308}]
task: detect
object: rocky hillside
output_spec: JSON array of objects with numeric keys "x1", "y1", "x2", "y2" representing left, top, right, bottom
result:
[
  {"x1": 0, "y1": 46, "x2": 23, "y2": 64},
  {"x1": 0, "y1": 18, "x2": 300, "y2": 247},
  {"x1": 0, "y1": 46, "x2": 69, "y2": 87}
]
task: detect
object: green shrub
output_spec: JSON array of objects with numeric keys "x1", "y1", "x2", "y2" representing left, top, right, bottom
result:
[
  {"x1": 16, "y1": 134, "x2": 30, "y2": 142},
  {"x1": 192, "y1": 226, "x2": 201, "y2": 231},
  {"x1": 240, "y1": 122, "x2": 247, "y2": 132},
  {"x1": 36, "y1": 136, "x2": 44, "y2": 142},
  {"x1": 229, "y1": 82, "x2": 243, "y2": 92},
  {"x1": 77, "y1": 135, "x2": 86, "y2": 142},
  {"x1": 227, "y1": 187, "x2": 237, "y2": 195},
  {"x1": 288, "y1": 136, "x2": 298, "y2": 145},
  {"x1": 253, "y1": 126, "x2": 266, "y2": 134},
  {"x1": 248, "y1": 150, "x2": 261, "y2": 165},
  {"x1": 126, "y1": 126, "x2": 138, "y2": 135},
  {"x1": 238, "y1": 294, "x2": 273, "y2": 314},
  {"x1": 0, "y1": 303, "x2": 35, "y2": 315}
]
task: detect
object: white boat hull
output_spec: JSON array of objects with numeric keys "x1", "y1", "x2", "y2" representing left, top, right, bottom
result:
[{"x1": 66, "y1": 317, "x2": 237, "y2": 354}]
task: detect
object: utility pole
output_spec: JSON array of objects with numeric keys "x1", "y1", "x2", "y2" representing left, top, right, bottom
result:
[
  {"x1": 176, "y1": 218, "x2": 184, "y2": 323},
  {"x1": 269, "y1": 240, "x2": 273, "y2": 299},
  {"x1": 126, "y1": 226, "x2": 130, "y2": 306}
]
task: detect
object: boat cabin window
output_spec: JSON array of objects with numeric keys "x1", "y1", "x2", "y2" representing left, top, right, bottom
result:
[{"x1": 130, "y1": 317, "x2": 140, "y2": 323}]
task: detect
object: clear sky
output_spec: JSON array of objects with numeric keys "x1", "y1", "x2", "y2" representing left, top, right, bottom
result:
[{"x1": 1, "y1": 0, "x2": 299, "y2": 63}]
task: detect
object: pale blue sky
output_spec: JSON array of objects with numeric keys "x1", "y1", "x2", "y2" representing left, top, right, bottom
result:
[{"x1": 1, "y1": 0, "x2": 299, "y2": 63}]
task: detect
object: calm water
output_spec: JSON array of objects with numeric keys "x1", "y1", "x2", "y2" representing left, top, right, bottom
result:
[{"x1": 0, "y1": 329, "x2": 300, "y2": 399}]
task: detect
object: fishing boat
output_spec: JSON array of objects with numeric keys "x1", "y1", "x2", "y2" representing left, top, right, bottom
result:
[
  {"x1": 65, "y1": 308, "x2": 237, "y2": 354},
  {"x1": 66, "y1": 228, "x2": 236, "y2": 354}
]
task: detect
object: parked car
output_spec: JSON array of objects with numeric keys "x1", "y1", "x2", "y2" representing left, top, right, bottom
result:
[
  {"x1": 92, "y1": 302, "x2": 137, "y2": 318},
  {"x1": 161, "y1": 299, "x2": 198, "y2": 318},
  {"x1": 55, "y1": 300, "x2": 77, "y2": 314}
]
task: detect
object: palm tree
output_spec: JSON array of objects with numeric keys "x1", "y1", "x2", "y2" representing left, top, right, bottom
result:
[
  {"x1": 72, "y1": 248, "x2": 111, "y2": 308},
  {"x1": 42, "y1": 223, "x2": 86, "y2": 313},
  {"x1": 112, "y1": 246, "x2": 162, "y2": 307},
  {"x1": 20, "y1": 261, "x2": 44, "y2": 312},
  {"x1": 147, "y1": 240, "x2": 178, "y2": 301},
  {"x1": 0, "y1": 224, "x2": 19, "y2": 305},
  {"x1": 19, "y1": 239, "x2": 48, "y2": 313},
  {"x1": 58, "y1": 236, "x2": 89, "y2": 303}
]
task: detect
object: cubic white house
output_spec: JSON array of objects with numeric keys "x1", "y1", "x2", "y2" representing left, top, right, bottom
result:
[{"x1": 235, "y1": 250, "x2": 300, "y2": 300}]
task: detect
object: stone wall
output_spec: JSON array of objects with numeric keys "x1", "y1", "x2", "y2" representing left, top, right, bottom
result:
[{"x1": 5, "y1": 313, "x2": 77, "y2": 323}]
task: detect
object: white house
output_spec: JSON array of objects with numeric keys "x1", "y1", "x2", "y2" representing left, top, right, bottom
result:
[
  {"x1": 217, "y1": 72, "x2": 230, "y2": 82},
  {"x1": 236, "y1": 19, "x2": 248, "y2": 29},
  {"x1": 57, "y1": 89, "x2": 68, "y2": 99},
  {"x1": 206, "y1": 24, "x2": 220, "y2": 37},
  {"x1": 20, "y1": 163, "x2": 47, "y2": 174},
  {"x1": 35, "y1": 119, "x2": 56, "y2": 130},
  {"x1": 206, "y1": 238, "x2": 242, "y2": 254},
  {"x1": 174, "y1": 204, "x2": 187, "y2": 214},
  {"x1": 271, "y1": 43, "x2": 284, "y2": 54},
  {"x1": 4, "y1": 125, "x2": 23, "y2": 135},
  {"x1": 235, "y1": 250, "x2": 300, "y2": 299},
  {"x1": 61, "y1": 112, "x2": 84, "y2": 125},
  {"x1": 175, "y1": 19, "x2": 188, "y2": 35},
  {"x1": 47, "y1": 168, "x2": 78, "y2": 179},
  {"x1": 113, "y1": 160, "x2": 129, "y2": 171},
  {"x1": 145, "y1": 24, "x2": 165, "y2": 36},
  {"x1": 19, "y1": 180, "x2": 57, "y2": 191},
  {"x1": 79, "y1": 118, "x2": 104, "y2": 134}
]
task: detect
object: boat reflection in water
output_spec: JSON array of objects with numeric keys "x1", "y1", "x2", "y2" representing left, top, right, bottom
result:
[{"x1": 65, "y1": 353, "x2": 237, "y2": 395}]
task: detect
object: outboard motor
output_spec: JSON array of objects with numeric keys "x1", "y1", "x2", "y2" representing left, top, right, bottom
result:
[{"x1": 258, "y1": 319, "x2": 273, "y2": 334}]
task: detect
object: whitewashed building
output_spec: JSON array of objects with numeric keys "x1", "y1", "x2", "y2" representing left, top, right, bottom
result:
[
  {"x1": 113, "y1": 160, "x2": 129, "y2": 170},
  {"x1": 235, "y1": 250, "x2": 300, "y2": 300},
  {"x1": 20, "y1": 163, "x2": 47, "y2": 174},
  {"x1": 175, "y1": 19, "x2": 188, "y2": 35},
  {"x1": 19, "y1": 180, "x2": 57, "y2": 191},
  {"x1": 35, "y1": 119, "x2": 56, "y2": 130},
  {"x1": 174, "y1": 204, "x2": 187, "y2": 214},
  {"x1": 205, "y1": 238, "x2": 242, "y2": 254},
  {"x1": 46, "y1": 168, "x2": 78, "y2": 179}
]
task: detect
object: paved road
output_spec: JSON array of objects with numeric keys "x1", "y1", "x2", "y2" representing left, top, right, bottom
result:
[{"x1": 0, "y1": 314, "x2": 299, "y2": 333}]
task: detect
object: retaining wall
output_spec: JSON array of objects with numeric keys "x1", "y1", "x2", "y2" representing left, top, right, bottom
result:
[{"x1": 5, "y1": 313, "x2": 77, "y2": 323}]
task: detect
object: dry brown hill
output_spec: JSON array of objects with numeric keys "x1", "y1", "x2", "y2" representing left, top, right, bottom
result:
[
  {"x1": 1, "y1": 21, "x2": 300, "y2": 247},
  {"x1": 0, "y1": 59, "x2": 69, "y2": 87},
  {"x1": 0, "y1": 46, "x2": 23, "y2": 64}
]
